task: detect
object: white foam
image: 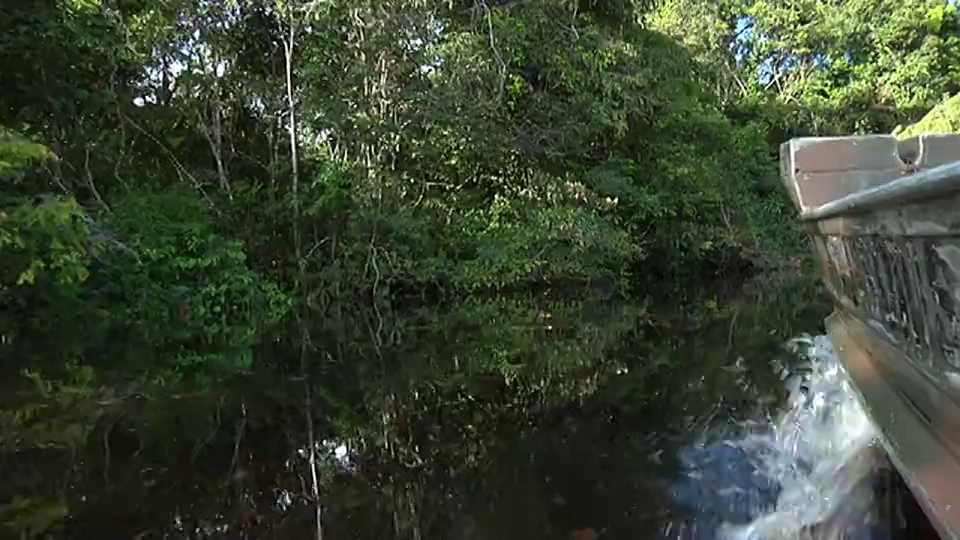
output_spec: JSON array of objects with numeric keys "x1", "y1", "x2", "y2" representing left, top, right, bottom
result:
[{"x1": 720, "y1": 334, "x2": 881, "y2": 539}]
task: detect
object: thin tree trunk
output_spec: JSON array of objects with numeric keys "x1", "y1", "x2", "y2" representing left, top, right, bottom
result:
[{"x1": 282, "y1": 6, "x2": 322, "y2": 539}]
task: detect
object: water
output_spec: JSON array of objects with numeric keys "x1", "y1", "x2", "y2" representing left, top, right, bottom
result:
[
  {"x1": 667, "y1": 334, "x2": 886, "y2": 539},
  {"x1": 0, "y1": 274, "x2": 937, "y2": 538}
]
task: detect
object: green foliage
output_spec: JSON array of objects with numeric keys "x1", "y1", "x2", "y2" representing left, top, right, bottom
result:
[
  {"x1": 896, "y1": 92, "x2": 960, "y2": 137},
  {"x1": 0, "y1": 133, "x2": 288, "y2": 387},
  {"x1": 5, "y1": 0, "x2": 959, "y2": 534},
  {"x1": 450, "y1": 197, "x2": 639, "y2": 290},
  {"x1": 651, "y1": 0, "x2": 960, "y2": 135},
  {"x1": 0, "y1": 197, "x2": 93, "y2": 288},
  {"x1": 93, "y1": 190, "x2": 291, "y2": 381},
  {"x1": 0, "y1": 497, "x2": 68, "y2": 538},
  {"x1": 0, "y1": 128, "x2": 52, "y2": 178}
]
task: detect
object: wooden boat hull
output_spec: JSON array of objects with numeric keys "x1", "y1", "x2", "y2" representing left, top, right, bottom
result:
[
  {"x1": 828, "y1": 310, "x2": 960, "y2": 539},
  {"x1": 782, "y1": 134, "x2": 960, "y2": 538}
]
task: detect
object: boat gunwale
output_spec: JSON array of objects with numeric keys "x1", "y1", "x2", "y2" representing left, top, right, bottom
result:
[{"x1": 800, "y1": 160, "x2": 960, "y2": 222}]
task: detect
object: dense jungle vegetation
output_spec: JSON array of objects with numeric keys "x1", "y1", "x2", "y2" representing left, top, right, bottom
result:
[{"x1": 2, "y1": 0, "x2": 960, "y2": 537}]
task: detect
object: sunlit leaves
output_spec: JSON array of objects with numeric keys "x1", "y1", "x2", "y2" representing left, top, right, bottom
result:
[
  {"x1": 1, "y1": 197, "x2": 93, "y2": 288},
  {"x1": 896, "y1": 92, "x2": 960, "y2": 137},
  {"x1": 0, "y1": 128, "x2": 53, "y2": 178}
]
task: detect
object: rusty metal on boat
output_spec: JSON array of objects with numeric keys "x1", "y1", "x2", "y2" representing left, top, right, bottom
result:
[{"x1": 781, "y1": 133, "x2": 960, "y2": 539}]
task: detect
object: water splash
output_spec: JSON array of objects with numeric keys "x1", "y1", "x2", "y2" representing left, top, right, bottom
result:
[{"x1": 668, "y1": 334, "x2": 888, "y2": 539}]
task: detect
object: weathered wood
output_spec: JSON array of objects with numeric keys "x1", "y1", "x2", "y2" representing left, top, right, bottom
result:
[
  {"x1": 802, "y1": 161, "x2": 960, "y2": 221},
  {"x1": 781, "y1": 132, "x2": 960, "y2": 540},
  {"x1": 780, "y1": 135, "x2": 905, "y2": 212},
  {"x1": 828, "y1": 311, "x2": 960, "y2": 540},
  {"x1": 781, "y1": 133, "x2": 960, "y2": 216}
]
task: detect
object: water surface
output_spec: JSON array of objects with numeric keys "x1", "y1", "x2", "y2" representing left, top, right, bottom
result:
[{"x1": 1, "y1": 273, "x2": 935, "y2": 538}]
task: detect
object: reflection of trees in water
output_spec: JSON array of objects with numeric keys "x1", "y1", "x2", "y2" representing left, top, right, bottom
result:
[{"x1": 1, "y1": 278, "x2": 828, "y2": 538}]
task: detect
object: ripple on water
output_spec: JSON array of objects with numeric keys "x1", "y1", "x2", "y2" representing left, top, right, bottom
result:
[{"x1": 666, "y1": 334, "x2": 892, "y2": 540}]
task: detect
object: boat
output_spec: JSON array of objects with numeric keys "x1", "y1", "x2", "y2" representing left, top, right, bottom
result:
[{"x1": 781, "y1": 133, "x2": 960, "y2": 539}]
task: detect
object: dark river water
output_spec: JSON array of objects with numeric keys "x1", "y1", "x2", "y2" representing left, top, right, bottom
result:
[{"x1": 0, "y1": 272, "x2": 941, "y2": 538}]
